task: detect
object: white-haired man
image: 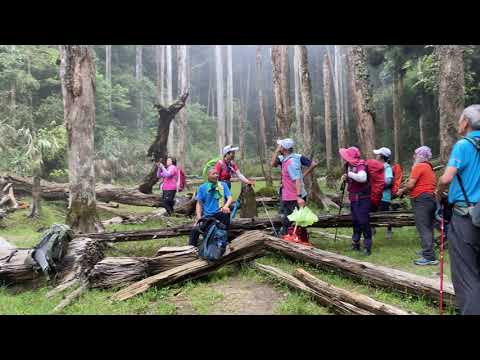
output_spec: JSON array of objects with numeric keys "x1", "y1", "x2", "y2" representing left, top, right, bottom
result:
[{"x1": 437, "y1": 104, "x2": 480, "y2": 315}]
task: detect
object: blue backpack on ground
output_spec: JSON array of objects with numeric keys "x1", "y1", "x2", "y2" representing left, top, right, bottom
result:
[{"x1": 198, "y1": 201, "x2": 239, "y2": 262}]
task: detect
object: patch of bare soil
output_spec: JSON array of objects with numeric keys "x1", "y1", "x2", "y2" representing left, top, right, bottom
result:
[{"x1": 173, "y1": 277, "x2": 286, "y2": 315}]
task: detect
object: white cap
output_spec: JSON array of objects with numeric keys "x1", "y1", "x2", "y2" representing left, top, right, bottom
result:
[
  {"x1": 373, "y1": 147, "x2": 392, "y2": 158},
  {"x1": 223, "y1": 145, "x2": 240, "y2": 156},
  {"x1": 277, "y1": 138, "x2": 295, "y2": 150}
]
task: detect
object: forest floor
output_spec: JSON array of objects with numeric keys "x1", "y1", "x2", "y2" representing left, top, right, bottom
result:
[{"x1": 0, "y1": 180, "x2": 454, "y2": 315}]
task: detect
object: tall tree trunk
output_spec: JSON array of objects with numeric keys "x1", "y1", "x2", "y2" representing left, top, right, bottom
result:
[
  {"x1": 138, "y1": 93, "x2": 189, "y2": 194},
  {"x1": 437, "y1": 45, "x2": 465, "y2": 163},
  {"x1": 239, "y1": 63, "x2": 250, "y2": 164},
  {"x1": 215, "y1": 45, "x2": 226, "y2": 155},
  {"x1": 418, "y1": 93, "x2": 425, "y2": 146},
  {"x1": 256, "y1": 46, "x2": 273, "y2": 187},
  {"x1": 156, "y1": 45, "x2": 165, "y2": 105},
  {"x1": 323, "y1": 54, "x2": 333, "y2": 171},
  {"x1": 135, "y1": 45, "x2": 144, "y2": 129},
  {"x1": 59, "y1": 45, "x2": 101, "y2": 233},
  {"x1": 271, "y1": 45, "x2": 291, "y2": 138},
  {"x1": 392, "y1": 71, "x2": 401, "y2": 163},
  {"x1": 166, "y1": 45, "x2": 174, "y2": 152},
  {"x1": 226, "y1": 45, "x2": 234, "y2": 145},
  {"x1": 29, "y1": 173, "x2": 41, "y2": 218},
  {"x1": 293, "y1": 45, "x2": 303, "y2": 145},
  {"x1": 341, "y1": 48, "x2": 350, "y2": 133},
  {"x1": 334, "y1": 45, "x2": 346, "y2": 150},
  {"x1": 297, "y1": 46, "x2": 314, "y2": 195},
  {"x1": 348, "y1": 45, "x2": 376, "y2": 158},
  {"x1": 176, "y1": 45, "x2": 188, "y2": 168},
  {"x1": 105, "y1": 45, "x2": 112, "y2": 112},
  {"x1": 207, "y1": 60, "x2": 212, "y2": 117}
]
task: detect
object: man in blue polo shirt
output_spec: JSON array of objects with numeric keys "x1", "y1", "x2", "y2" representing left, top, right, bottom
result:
[
  {"x1": 437, "y1": 104, "x2": 480, "y2": 315},
  {"x1": 189, "y1": 169, "x2": 233, "y2": 247}
]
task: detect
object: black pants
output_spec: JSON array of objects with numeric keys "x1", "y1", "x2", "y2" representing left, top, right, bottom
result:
[
  {"x1": 411, "y1": 193, "x2": 436, "y2": 261},
  {"x1": 448, "y1": 213, "x2": 480, "y2": 314},
  {"x1": 161, "y1": 190, "x2": 176, "y2": 215},
  {"x1": 279, "y1": 197, "x2": 306, "y2": 236},
  {"x1": 189, "y1": 211, "x2": 231, "y2": 247}
]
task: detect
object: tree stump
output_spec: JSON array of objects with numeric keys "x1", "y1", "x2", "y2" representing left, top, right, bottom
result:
[{"x1": 240, "y1": 183, "x2": 257, "y2": 218}]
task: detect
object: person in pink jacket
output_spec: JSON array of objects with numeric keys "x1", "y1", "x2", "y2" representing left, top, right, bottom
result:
[{"x1": 156, "y1": 157, "x2": 178, "y2": 216}]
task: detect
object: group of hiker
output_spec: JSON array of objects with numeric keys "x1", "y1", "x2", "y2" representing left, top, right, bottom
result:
[{"x1": 155, "y1": 104, "x2": 480, "y2": 315}]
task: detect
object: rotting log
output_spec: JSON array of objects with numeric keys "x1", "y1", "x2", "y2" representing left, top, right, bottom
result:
[
  {"x1": 253, "y1": 263, "x2": 372, "y2": 315},
  {"x1": 4, "y1": 174, "x2": 195, "y2": 211},
  {"x1": 111, "y1": 230, "x2": 267, "y2": 301},
  {"x1": 0, "y1": 239, "x2": 41, "y2": 285},
  {"x1": 88, "y1": 246, "x2": 199, "y2": 289},
  {"x1": 264, "y1": 235, "x2": 455, "y2": 306},
  {"x1": 84, "y1": 211, "x2": 416, "y2": 243},
  {"x1": 293, "y1": 268, "x2": 415, "y2": 315}
]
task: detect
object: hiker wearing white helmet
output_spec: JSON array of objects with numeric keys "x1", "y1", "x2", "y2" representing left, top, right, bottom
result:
[
  {"x1": 373, "y1": 147, "x2": 394, "y2": 239},
  {"x1": 271, "y1": 138, "x2": 318, "y2": 235},
  {"x1": 213, "y1": 144, "x2": 256, "y2": 190}
]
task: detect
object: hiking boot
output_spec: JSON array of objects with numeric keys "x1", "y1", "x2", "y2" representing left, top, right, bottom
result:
[
  {"x1": 414, "y1": 257, "x2": 439, "y2": 266},
  {"x1": 351, "y1": 244, "x2": 360, "y2": 251},
  {"x1": 364, "y1": 248, "x2": 371, "y2": 256}
]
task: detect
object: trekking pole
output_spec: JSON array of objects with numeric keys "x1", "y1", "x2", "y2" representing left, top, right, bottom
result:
[
  {"x1": 334, "y1": 169, "x2": 347, "y2": 243},
  {"x1": 439, "y1": 203, "x2": 445, "y2": 316},
  {"x1": 259, "y1": 198, "x2": 279, "y2": 238}
]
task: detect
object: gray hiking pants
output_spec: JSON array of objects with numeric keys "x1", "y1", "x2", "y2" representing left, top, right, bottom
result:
[
  {"x1": 411, "y1": 193, "x2": 436, "y2": 261},
  {"x1": 448, "y1": 213, "x2": 480, "y2": 315}
]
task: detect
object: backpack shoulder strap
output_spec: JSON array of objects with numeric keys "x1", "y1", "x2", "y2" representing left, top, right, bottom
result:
[
  {"x1": 456, "y1": 136, "x2": 480, "y2": 206},
  {"x1": 456, "y1": 173, "x2": 472, "y2": 206}
]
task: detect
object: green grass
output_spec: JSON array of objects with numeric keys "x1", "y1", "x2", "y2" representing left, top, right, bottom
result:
[{"x1": 0, "y1": 186, "x2": 454, "y2": 315}]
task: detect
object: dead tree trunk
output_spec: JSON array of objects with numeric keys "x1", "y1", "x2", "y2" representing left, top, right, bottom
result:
[
  {"x1": 59, "y1": 45, "x2": 102, "y2": 233},
  {"x1": 293, "y1": 46, "x2": 303, "y2": 144},
  {"x1": 138, "y1": 92, "x2": 189, "y2": 194},
  {"x1": 256, "y1": 46, "x2": 273, "y2": 187},
  {"x1": 226, "y1": 45, "x2": 234, "y2": 145},
  {"x1": 437, "y1": 45, "x2": 465, "y2": 163},
  {"x1": 254, "y1": 263, "x2": 372, "y2": 315},
  {"x1": 271, "y1": 45, "x2": 292, "y2": 138},
  {"x1": 215, "y1": 45, "x2": 226, "y2": 155},
  {"x1": 105, "y1": 45, "x2": 112, "y2": 112},
  {"x1": 240, "y1": 183, "x2": 257, "y2": 218},
  {"x1": 323, "y1": 54, "x2": 333, "y2": 171},
  {"x1": 348, "y1": 45, "x2": 376, "y2": 158},
  {"x1": 166, "y1": 45, "x2": 174, "y2": 152},
  {"x1": 264, "y1": 234, "x2": 455, "y2": 306},
  {"x1": 293, "y1": 268, "x2": 415, "y2": 315}
]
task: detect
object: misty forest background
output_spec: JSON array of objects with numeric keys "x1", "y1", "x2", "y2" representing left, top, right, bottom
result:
[{"x1": 0, "y1": 45, "x2": 477, "y2": 186}]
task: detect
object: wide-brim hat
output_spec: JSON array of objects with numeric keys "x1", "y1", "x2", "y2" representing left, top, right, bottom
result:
[{"x1": 339, "y1": 147, "x2": 361, "y2": 164}]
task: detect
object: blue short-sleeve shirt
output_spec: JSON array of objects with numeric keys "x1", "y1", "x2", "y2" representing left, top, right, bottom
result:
[
  {"x1": 382, "y1": 163, "x2": 394, "y2": 202},
  {"x1": 447, "y1": 130, "x2": 480, "y2": 205},
  {"x1": 196, "y1": 181, "x2": 232, "y2": 217}
]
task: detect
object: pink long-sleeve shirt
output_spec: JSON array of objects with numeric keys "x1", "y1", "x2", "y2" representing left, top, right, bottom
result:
[{"x1": 157, "y1": 165, "x2": 178, "y2": 191}]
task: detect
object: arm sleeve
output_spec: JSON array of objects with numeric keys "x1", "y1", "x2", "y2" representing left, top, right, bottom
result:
[
  {"x1": 287, "y1": 160, "x2": 302, "y2": 181},
  {"x1": 348, "y1": 170, "x2": 367, "y2": 183},
  {"x1": 447, "y1": 141, "x2": 466, "y2": 171},
  {"x1": 161, "y1": 166, "x2": 175, "y2": 178},
  {"x1": 410, "y1": 164, "x2": 422, "y2": 180},
  {"x1": 235, "y1": 169, "x2": 249, "y2": 183}
]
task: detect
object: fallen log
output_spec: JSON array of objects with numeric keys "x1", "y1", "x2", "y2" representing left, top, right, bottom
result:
[
  {"x1": 111, "y1": 230, "x2": 267, "y2": 301},
  {"x1": 0, "y1": 240, "x2": 42, "y2": 285},
  {"x1": 253, "y1": 263, "x2": 372, "y2": 315},
  {"x1": 85, "y1": 211, "x2": 416, "y2": 243},
  {"x1": 264, "y1": 235, "x2": 455, "y2": 306},
  {"x1": 3, "y1": 174, "x2": 196, "y2": 212},
  {"x1": 88, "y1": 246, "x2": 199, "y2": 289},
  {"x1": 293, "y1": 268, "x2": 415, "y2": 315}
]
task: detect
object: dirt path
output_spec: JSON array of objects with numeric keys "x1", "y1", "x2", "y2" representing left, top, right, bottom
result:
[{"x1": 173, "y1": 277, "x2": 286, "y2": 315}]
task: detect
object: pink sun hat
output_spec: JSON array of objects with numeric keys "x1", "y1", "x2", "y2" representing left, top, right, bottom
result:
[{"x1": 339, "y1": 146, "x2": 364, "y2": 166}]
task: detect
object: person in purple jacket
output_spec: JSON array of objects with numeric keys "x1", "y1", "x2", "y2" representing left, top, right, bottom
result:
[{"x1": 156, "y1": 156, "x2": 178, "y2": 216}]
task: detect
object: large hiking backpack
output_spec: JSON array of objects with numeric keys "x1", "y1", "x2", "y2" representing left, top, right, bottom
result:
[
  {"x1": 176, "y1": 167, "x2": 186, "y2": 192},
  {"x1": 26, "y1": 224, "x2": 73, "y2": 279},
  {"x1": 391, "y1": 163, "x2": 404, "y2": 198},
  {"x1": 365, "y1": 159, "x2": 385, "y2": 207},
  {"x1": 197, "y1": 218, "x2": 229, "y2": 262}
]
